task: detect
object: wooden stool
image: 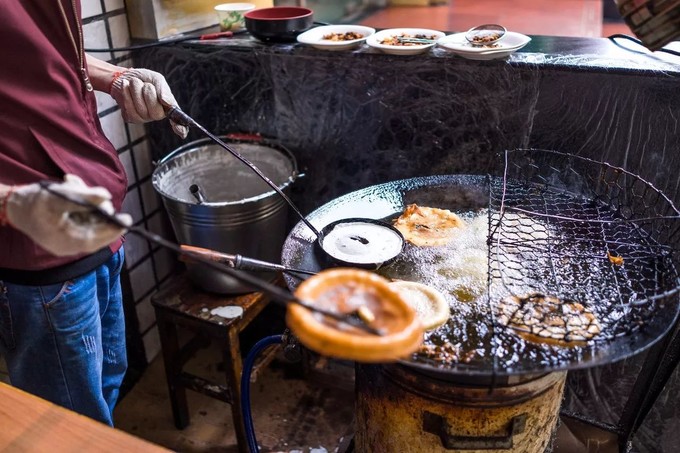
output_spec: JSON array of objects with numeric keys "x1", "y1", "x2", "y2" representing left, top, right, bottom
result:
[{"x1": 151, "y1": 274, "x2": 272, "y2": 453}]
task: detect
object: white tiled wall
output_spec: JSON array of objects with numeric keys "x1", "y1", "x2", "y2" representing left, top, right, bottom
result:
[{"x1": 81, "y1": 0, "x2": 172, "y2": 363}]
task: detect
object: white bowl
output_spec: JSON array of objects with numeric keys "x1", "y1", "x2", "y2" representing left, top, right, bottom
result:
[
  {"x1": 366, "y1": 28, "x2": 445, "y2": 55},
  {"x1": 214, "y1": 3, "x2": 256, "y2": 32},
  {"x1": 297, "y1": 25, "x2": 375, "y2": 51},
  {"x1": 437, "y1": 31, "x2": 531, "y2": 60}
]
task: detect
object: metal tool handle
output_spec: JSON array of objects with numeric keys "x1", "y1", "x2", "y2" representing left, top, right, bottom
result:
[
  {"x1": 39, "y1": 180, "x2": 379, "y2": 335},
  {"x1": 397, "y1": 37, "x2": 436, "y2": 44},
  {"x1": 180, "y1": 244, "x2": 286, "y2": 272},
  {"x1": 237, "y1": 256, "x2": 287, "y2": 272},
  {"x1": 178, "y1": 245, "x2": 316, "y2": 276},
  {"x1": 179, "y1": 244, "x2": 238, "y2": 266}
]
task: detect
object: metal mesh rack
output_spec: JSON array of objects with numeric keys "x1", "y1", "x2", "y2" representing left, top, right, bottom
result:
[{"x1": 488, "y1": 149, "x2": 680, "y2": 342}]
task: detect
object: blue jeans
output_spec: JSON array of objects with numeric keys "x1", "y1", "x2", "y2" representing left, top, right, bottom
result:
[{"x1": 0, "y1": 249, "x2": 127, "y2": 426}]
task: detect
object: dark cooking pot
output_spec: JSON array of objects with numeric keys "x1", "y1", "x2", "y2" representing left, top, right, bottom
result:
[{"x1": 244, "y1": 6, "x2": 313, "y2": 43}]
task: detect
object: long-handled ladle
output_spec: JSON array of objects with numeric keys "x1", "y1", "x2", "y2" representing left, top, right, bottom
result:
[
  {"x1": 166, "y1": 107, "x2": 323, "y2": 238},
  {"x1": 39, "y1": 182, "x2": 382, "y2": 336},
  {"x1": 165, "y1": 107, "x2": 405, "y2": 270}
]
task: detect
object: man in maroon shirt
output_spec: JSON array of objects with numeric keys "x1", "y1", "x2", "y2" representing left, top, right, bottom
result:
[{"x1": 0, "y1": 1, "x2": 187, "y2": 425}]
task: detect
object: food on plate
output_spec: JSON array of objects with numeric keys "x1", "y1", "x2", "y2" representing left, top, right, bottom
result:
[
  {"x1": 287, "y1": 268, "x2": 424, "y2": 362},
  {"x1": 393, "y1": 204, "x2": 466, "y2": 246},
  {"x1": 379, "y1": 33, "x2": 436, "y2": 46},
  {"x1": 322, "y1": 31, "x2": 364, "y2": 41},
  {"x1": 496, "y1": 292, "x2": 602, "y2": 345},
  {"x1": 469, "y1": 32, "x2": 503, "y2": 45},
  {"x1": 389, "y1": 281, "x2": 450, "y2": 330}
]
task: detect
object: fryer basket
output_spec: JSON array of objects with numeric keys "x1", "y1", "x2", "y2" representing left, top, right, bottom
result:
[{"x1": 489, "y1": 149, "x2": 680, "y2": 344}]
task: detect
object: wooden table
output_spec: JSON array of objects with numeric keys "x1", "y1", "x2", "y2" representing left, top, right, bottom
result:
[
  {"x1": 0, "y1": 382, "x2": 169, "y2": 452},
  {"x1": 151, "y1": 275, "x2": 273, "y2": 453}
]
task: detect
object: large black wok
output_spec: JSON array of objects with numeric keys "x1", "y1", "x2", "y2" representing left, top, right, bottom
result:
[{"x1": 281, "y1": 173, "x2": 680, "y2": 379}]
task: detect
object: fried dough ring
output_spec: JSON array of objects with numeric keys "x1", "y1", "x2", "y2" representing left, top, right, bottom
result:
[
  {"x1": 389, "y1": 281, "x2": 450, "y2": 331},
  {"x1": 287, "y1": 269, "x2": 424, "y2": 362},
  {"x1": 394, "y1": 204, "x2": 465, "y2": 246}
]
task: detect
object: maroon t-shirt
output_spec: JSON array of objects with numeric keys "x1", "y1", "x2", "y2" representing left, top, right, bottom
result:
[{"x1": 0, "y1": 0, "x2": 127, "y2": 278}]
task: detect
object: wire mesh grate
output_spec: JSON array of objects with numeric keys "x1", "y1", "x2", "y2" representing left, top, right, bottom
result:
[{"x1": 489, "y1": 149, "x2": 680, "y2": 345}]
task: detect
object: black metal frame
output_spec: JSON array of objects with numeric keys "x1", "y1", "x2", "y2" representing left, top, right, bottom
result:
[
  {"x1": 559, "y1": 321, "x2": 680, "y2": 452},
  {"x1": 499, "y1": 149, "x2": 680, "y2": 452}
]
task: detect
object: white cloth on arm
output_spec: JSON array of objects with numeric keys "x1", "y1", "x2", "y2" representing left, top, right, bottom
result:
[{"x1": 6, "y1": 174, "x2": 132, "y2": 256}]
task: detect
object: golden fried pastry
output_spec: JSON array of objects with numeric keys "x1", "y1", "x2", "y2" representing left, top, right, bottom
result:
[
  {"x1": 287, "y1": 268, "x2": 424, "y2": 362},
  {"x1": 496, "y1": 292, "x2": 602, "y2": 346},
  {"x1": 393, "y1": 204, "x2": 465, "y2": 246},
  {"x1": 389, "y1": 281, "x2": 450, "y2": 331}
]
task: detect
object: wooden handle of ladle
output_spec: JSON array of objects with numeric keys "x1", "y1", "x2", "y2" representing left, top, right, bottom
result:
[{"x1": 179, "y1": 245, "x2": 237, "y2": 266}]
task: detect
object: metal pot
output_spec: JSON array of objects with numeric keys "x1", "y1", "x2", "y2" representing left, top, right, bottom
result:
[{"x1": 153, "y1": 135, "x2": 298, "y2": 294}]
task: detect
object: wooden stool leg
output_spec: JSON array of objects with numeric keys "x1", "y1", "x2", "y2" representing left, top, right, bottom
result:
[
  {"x1": 223, "y1": 327, "x2": 249, "y2": 453},
  {"x1": 155, "y1": 310, "x2": 190, "y2": 429}
]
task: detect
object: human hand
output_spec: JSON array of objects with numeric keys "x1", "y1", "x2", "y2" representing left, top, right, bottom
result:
[
  {"x1": 4, "y1": 175, "x2": 132, "y2": 257},
  {"x1": 110, "y1": 68, "x2": 189, "y2": 139}
]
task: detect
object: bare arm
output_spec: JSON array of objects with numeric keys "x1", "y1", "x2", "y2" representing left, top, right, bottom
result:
[{"x1": 85, "y1": 54, "x2": 127, "y2": 93}]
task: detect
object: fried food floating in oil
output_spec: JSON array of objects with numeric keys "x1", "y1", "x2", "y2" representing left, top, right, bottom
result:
[
  {"x1": 497, "y1": 293, "x2": 602, "y2": 345},
  {"x1": 393, "y1": 204, "x2": 465, "y2": 247},
  {"x1": 607, "y1": 251, "x2": 624, "y2": 266},
  {"x1": 389, "y1": 281, "x2": 450, "y2": 331}
]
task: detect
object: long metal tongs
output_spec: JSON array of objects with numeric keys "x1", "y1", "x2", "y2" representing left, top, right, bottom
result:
[{"x1": 39, "y1": 182, "x2": 382, "y2": 336}]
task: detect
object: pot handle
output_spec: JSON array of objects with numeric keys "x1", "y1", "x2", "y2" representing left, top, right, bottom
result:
[
  {"x1": 422, "y1": 411, "x2": 527, "y2": 450},
  {"x1": 225, "y1": 132, "x2": 264, "y2": 142}
]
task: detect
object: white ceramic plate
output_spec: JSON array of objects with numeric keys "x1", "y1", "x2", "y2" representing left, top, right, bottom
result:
[
  {"x1": 297, "y1": 25, "x2": 375, "y2": 51},
  {"x1": 437, "y1": 31, "x2": 531, "y2": 60},
  {"x1": 366, "y1": 28, "x2": 445, "y2": 55}
]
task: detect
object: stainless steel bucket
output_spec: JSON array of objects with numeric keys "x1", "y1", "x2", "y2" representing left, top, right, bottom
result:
[{"x1": 152, "y1": 136, "x2": 298, "y2": 293}]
